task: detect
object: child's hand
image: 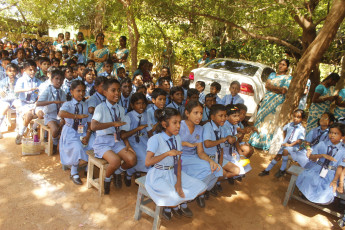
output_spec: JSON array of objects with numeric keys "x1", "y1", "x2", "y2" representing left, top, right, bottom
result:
[
  {"x1": 54, "y1": 101, "x2": 64, "y2": 104},
  {"x1": 282, "y1": 143, "x2": 290, "y2": 147},
  {"x1": 322, "y1": 154, "x2": 336, "y2": 162},
  {"x1": 175, "y1": 183, "x2": 185, "y2": 198},
  {"x1": 137, "y1": 124, "x2": 148, "y2": 131},
  {"x1": 81, "y1": 136, "x2": 90, "y2": 145},
  {"x1": 77, "y1": 114, "x2": 89, "y2": 119},
  {"x1": 113, "y1": 121, "x2": 126, "y2": 127},
  {"x1": 183, "y1": 142, "x2": 197, "y2": 148},
  {"x1": 209, "y1": 160, "x2": 221, "y2": 172},
  {"x1": 168, "y1": 150, "x2": 182, "y2": 156},
  {"x1": 330, "y1": 180, "x2": 338, "y2": 193},
  {"x1": 227, "y1": 136, "x2": 236, "y2": 144}
]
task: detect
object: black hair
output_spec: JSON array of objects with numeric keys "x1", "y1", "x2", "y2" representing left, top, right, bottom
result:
[
  {"x1": 130, "y1": 92, "x2": 148, "y2": 106},
  {"x1": 144, "y1": 81, "x2": 154, "y2": 89},
  {"x1": 94, "y1": 76, "x2": 108, "y2": 87},
  {"x1": 70, "y1": 80, "x2": 86, "y2": 91},
  {"x1": 210, "y1": 104, "x2": 226, "y2": 117},
  {"x1": 187, "y1": 88, "x2": 199, "y2": 98},
  {"x1": 293, "y1": 109, "x2": 306, "y2": 119},
  {"x1": 66, "y1": 59, "x2": 77, "y2": 67},
  {"x1": 15, "y1": 48, "x2": 25, "y2": 55},
  {"x1": 51, "y1": 58, "x2": 60, "y2": 64},
  {"x1": 96, "y1": 33, "x2": 105, "y2": 41},
  {"x1": 184, "y1": 100, "x2": 203, "y2": 119},
  {"x1": 322, "y1": 72, "x2": 340, "y2": 83},
  {"x1": 330, "y1": 123, "x2": 345, "y2": 136},
  {"x1": 151, "y1": 88, "x2": 167, "y2": 99},
  {"x1": 5, "y1": 63, "x2": 18, "y2": 72},
  {"x1": 280, "y1": 59, "x2": 290, "y2": 68},
  {"x1": 117, "y1": 67, "x2": 125, "y2": 74},
  {"x1": 39, "y1": 57, "x2": 50, "y2": 65},
  {"x1": 317, "y1": 112, "x2": 336, "y2": 126},
  {"x1": 161, "y1": 66, "x2": 171, "y2": 78},
  {"x1": 136, "y1": 85, "x2": 147, "y2": 93},
  {"x1": 204, "y1": 50, "x2": 210, "y2": 56},
  {"x1": 1, "y1": 50, "x2": 9, "y2": 56},
  {"x1": 225, "y1": 104, "x2": 240, "y2": 116},
  {"x1": 82, "y1": 67, "x2": 97, "y2": 79},
  {"x1": 86, "y1": 59, "x2": 95, "y2": 65},
  {"x1": 103, "y1": 78, "x2": 120, "y2": 91},
  {"x1": 104, "y1": 59, "x2": 113, "y2": 66},
  {"x1": 65, "y1": 31, "x2": 70, "y2": 35},
  {"x1": 1, "y1": 57, "x2": 11, "y2": 62},
  {"x1": 196, "y1": 80, "x2": 205, "y2": 89},
  {"x1": 236, "y1": 103, "x2": 247, "y2": 112},
  {"x1": 77, "y1": 43, "x2": 85, "y2": 50},
  {"x1": 61, "y1": 66, "x2": 73, "y2": 76},
  {"x1": 230, "y1": 80, "x2": 240, "y2": 88},
  {"x1": 23, "y1": 59, "x2": 37, "y2": 69},
  {"x1": 181, "y1": 76, "x2": 190, "y2": 90},
  {"x1": 47, "y1": 66, "x2": 59, "y2": 74},
  {"x1": 73, "y1": 66, "x2": 79, "y2": 72},
  {"x1": 77, "y1": 63, "x2": 86, "y2": 68},
  {"x1": 138, "y1": 59, "x2": 149, "y2": 69},
  {"x1": 210, "y1": 48, "x2": 217, "y2": 53},
  {"x1": 58, "y1": 33, "x2": 64, "y2": 38},
  {"x1": 158, "y1": 76, "x2": 170, "y2": 86},
  {"x1": 51, "y1": 69, "x2": 64, "y2": 80},
  {"x1": 211, "y1": 82, "x2": 221, "y2": 92},
  {"x1": 170, "y1": 86, "x2": 183, "y2": 96},
  {"x1": 205, "y1": 93, "x2": 216, "y2": 100},
  {"x1": 77, "y1": 32, "x2": 84, "y2": 37},
  {"x1": 62, "y1": 45, "x2": 69, "y2": 50},
  {"x1": 120, "y1": 77, "x2": 132, "y2": 86},
  {"x1": 155, "y1": 107, "x2": 180, "y2": 133},
  {"x1": 120, "y1": 36, "x2": 127, "y2": 43}
]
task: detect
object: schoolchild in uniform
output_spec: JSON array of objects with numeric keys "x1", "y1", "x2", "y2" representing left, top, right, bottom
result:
[
  {"x1": 166, "y1": 86, "x2": 185, "y2": 116},
  {"x1": 37, "y1": 70, "x2": 66, "y2": 154},
  {"x1": 147, "y1": 88, "x2": 167, "y2": 137},
  {"x1": 132, "y1": 74, "x2": 144, "y2": 94},
  {"x1": 222, "y1": 105, "x2": 254, "y2": 183},
  {"x1": 291, "y1": 112, "x2": 334, "y2": 168},
  {"x1": 35, "y1": 57, "x2": 50, "y2": 82},
  {"x1": 76, "y1": 63, "x2": 86, "y2": 81},
  {"x1": 87, "y1": 76, "x2": 108, "y2": 114},
  {"x1": 259, "y1": 109, "x2": 306, "y2": 178},
  {"x1": 235, "y1": 103, "x2": 258, "y2": 140},
  {"x1": 83, "y1": 67, "x2": 96, "y2": 98},
  {"x1": 210, "y1": 82, "x2": 222, "y2": 104},
  {"x1": 221, "y1": 81, "x2": 244, "y2": 105},
  {"x1": 297, "y1": 123, "x2": 345, "y2": 204},
  {"x1": 145, "y1": 107, "x2": 207, "y2": 220},
  {"x1": 186, "y1": 88, "x2": 199, "y2": 104},
  {"x1": 200, "y1": 93, "x2": 216, "y2": 126},
  {"x1": 86, "y1": 60, "x2": 96, "y2": 69},
  {"x1": 58, "y1": 80, "x2": 92, "y2": 185},
  {"x1": 14, "y1": 60, "x2": 41, "y2": 144},
  {"x1": 0, "y1": 63, "x2": 19, "y2": 139},
  {"x1": 91, "y1": 79, "x2": 137, "y2": 194},
  {"x1": 116, "y1": 67, "x2": 126, "y2": 83},
  {"x1": 203, "y1": 104, "x2": 241, "y2": 194},
  {"x1": 157, "y1": 77, "x2": 171, "y2": 106},
  {"x1": 0, "y1": 58, "x2": 11, "y2": 80},
  {"x1": 121, "y1": 93, "x2": 150, "y2": 185},
  {"x1": 144, "y1": 81, "x2": 155, "y2": 103},
  {"x1": 119, "y1": 77, "x2": 132, "y2": 113},
  {"x1": 180, "y1": 100, "x2": 222, "y2": 208},
  {"x1": 98, "y1": 59, "x2": 113, "y2": 78},
  {"x1": 61, "y1": 66, "x2": 74, "y2": 100},
  {"x1": 195, "y1": 81, "x2": 206, "y2": 104}
]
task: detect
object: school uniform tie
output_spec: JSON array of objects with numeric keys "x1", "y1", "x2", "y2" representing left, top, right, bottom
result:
[
  {"x1": 214, "y1": 130, "x2": 222, "y2": 160},
  {"x1": 135, "y1": 115, "x2": 142, "y2": 143},
  {"x1": 168, "y1": 137, "x2": 178, "y2": 176},
  {"x1": 113, "y1": 106, "x2": 120, "y2": 139},
  {"x1": 124, "y1": 99, "x2": 128, "y2": 109},
  {"x1": 73, "y1": 103, "x2": 80, "y2": 131},
  {"x1": 56, "y1": 89, "x2": 61, "y2": 113},
  {"x1": 287, "y1": 125, "x2": 297, "y2": 144},
  {"x1": 322, "y1": 145, "x2": 337, "y2": 169},
  {"x1": 311, "y1": 129, "x2": 328, "y2": 146},
  {"x1": 230, "y1": 97, "x2": 234, "y2": 105}
]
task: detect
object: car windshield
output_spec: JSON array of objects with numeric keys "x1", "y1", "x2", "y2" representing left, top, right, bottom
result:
[{"x1": 205, "y1": 60, "x2": 259, "y2": 77}]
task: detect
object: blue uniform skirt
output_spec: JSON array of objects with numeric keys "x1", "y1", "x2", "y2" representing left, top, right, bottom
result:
[
  {"x1": 59, "y1": 125, "x2": 88, "y2": 165},
  {"x1": 145, "y1": 167, "x2": 207, "y2": 207}
]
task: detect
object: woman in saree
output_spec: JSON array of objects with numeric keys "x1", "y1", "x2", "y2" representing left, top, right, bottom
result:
[
  {"x1": 334, "y1": 87, "x2": 345, "y2": 120},
  {"x1": 76, "y1": 32, "x2": 88, "y2": 57},
  {"x1": 90, "y1": 33, "x2": 109, "y2": 73},
  {"x1": 306, "y1": 73, "x2": 339, "y2": 132},
  {"x1": 248, "y1": 59, "x2": 292, "y2": 150},
  {"x1": 112, "y1": 36, "x2": 129, "y2": 76}
]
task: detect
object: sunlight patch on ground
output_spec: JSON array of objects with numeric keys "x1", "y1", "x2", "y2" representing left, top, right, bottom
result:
[
  {"x1": 89, "y1": 212, "x2": 108, "y2": 224},
  {"x1": 104, "y1": 207, "x2": 119, "y2": 214},
  {"x1": 0, "y1": 163, "x2": 6, "y2": 169},
  {"x1": 254, "y1": 195, "x2": 274, "y2": 210}
]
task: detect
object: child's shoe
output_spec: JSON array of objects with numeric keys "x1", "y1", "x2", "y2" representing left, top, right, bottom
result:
[
  {"x1": 113, "y1": 174, "x2": 122, "y2": 188},
  {"x1": 124, "y1": 172, "x2": 132, "y2": 187},
  {"x1": 104, "y1": 181, "x2": 111, "y2": 194},
  {"x1": 171, "y1": 208, "x2": 182, "y2": 219},
  {"x1": 196, "y1": 195, "x2": 205, "y2": 208},
  {"x1": 258, "y1": 170, "x2": 269, "y2": 176},
  {"x1": 216, "y1": 183, "x2": 222, "y2": 192},
  {"x1": 274, "y1": 170, "x2": 286, "y2": 178},
  {"x1": 180, "y1": 206, "x2": 193, "y2": 218},
  {"x1": 162, "y1": 208, "x2": 172, "y2": 221},
  {"x1": 210, "y1": 186, "x2": 218, "y2": 197},
  {"x1": 228, "y1": 178, "x2": 235, "y2": 184}
]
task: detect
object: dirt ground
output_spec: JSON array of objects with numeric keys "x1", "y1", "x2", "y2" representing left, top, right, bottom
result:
[{"x1": 0, "y1": 131, "x2": 344, "y2": 230}]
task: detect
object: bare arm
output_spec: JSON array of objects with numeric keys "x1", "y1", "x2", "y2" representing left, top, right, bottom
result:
[
  {"x1": 120, "y1": 125, "x2": 148, "y2": 140},
  {"x1": 90, "y1": 119, "x2": 125, "y2": 131},
  {"x1": 265, "y1": 80, "x2": 286, "y2": 94},
  {"x1": 145, "y1": 150, "x2": 181, "y2": 167},
  {"x1": 58, "y1": 110, "x2": 88, "y2": 119},
  {"x1": 36, "y1": 100, "x2": 64, "y2": 107}
]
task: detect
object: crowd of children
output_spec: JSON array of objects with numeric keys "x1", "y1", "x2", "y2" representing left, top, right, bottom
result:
[{"x1": 2, "y1": 34, "x2": 345, "y2": 223}]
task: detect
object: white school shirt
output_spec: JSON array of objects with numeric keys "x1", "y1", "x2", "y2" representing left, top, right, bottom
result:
[
  {"x1": 38, "y1": 85, "x2": 67, "y2": 118},
  {"x1": 221, "y1": 94, "x2": 244, "y2": 105},
  {"x1": 282, "y1": 122, "x2": 305, "y2": 145},
  {"x1": 92, "y1": 100, "x2": 126, "y2": 136},
  {"x1": 14, "y1": 72, "x2": 41, "y2": 103}
]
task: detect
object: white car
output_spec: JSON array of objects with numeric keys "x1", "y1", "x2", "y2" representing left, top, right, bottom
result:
[{"x1": 189, "y1": 58, "x2": 275, "y2": 119}]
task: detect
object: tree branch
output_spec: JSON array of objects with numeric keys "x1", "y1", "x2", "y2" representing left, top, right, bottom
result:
[
  {"x1": 193, "y1": 12, "x2": 302, "y2": 54},
  {"x1": 0, "y1": 2, "x2": 18, "y2": 12},
  {"x1": 315, "y1": 16, "x2": 327, "y2": 26}
]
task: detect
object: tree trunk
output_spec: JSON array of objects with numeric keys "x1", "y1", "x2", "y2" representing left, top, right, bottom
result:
[
  {"x1": 119, "y1": 0, "x2": 140, "y2": 75},
  {"x1": 278, "y1": 0, "x2": 345, "y2": 126},
  {"x1": 93, "y1": 0, "x2": 105, "y2": 36},
  {"x1": 336, "y1": 56, "x2": 345, "y2": 90}
]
